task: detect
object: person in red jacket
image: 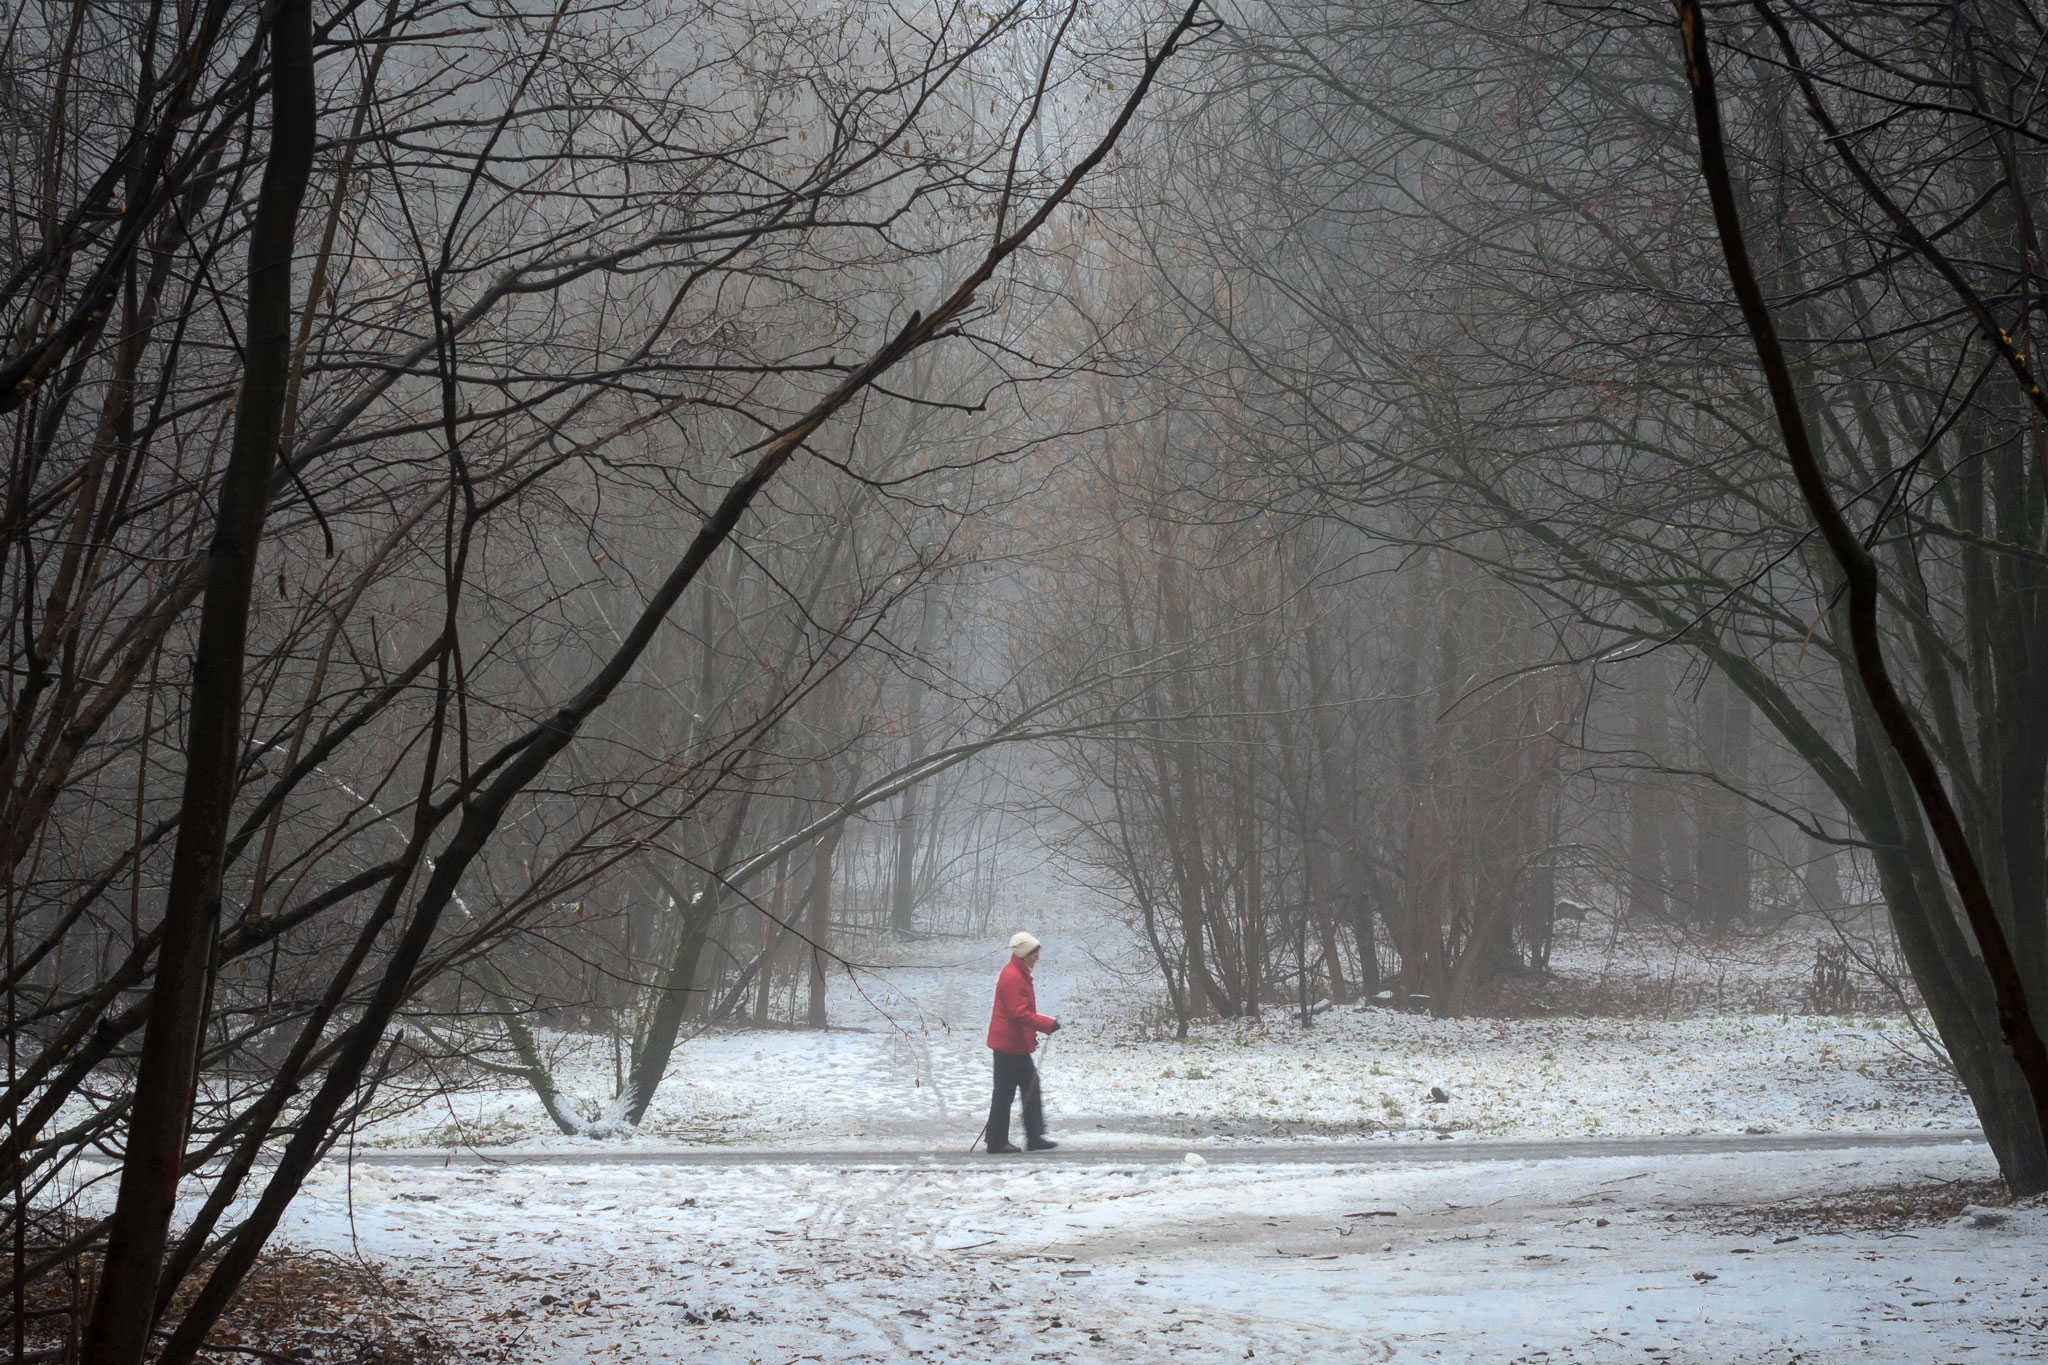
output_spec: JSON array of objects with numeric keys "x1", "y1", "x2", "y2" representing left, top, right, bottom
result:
[{"x1": 984, "y1": 931, "x2": 1059, "y2": 1153}]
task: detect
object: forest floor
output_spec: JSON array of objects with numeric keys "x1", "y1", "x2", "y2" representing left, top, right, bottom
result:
[{"x1": 155, "y1": 880, "x2": 2048, "y2": 1360}]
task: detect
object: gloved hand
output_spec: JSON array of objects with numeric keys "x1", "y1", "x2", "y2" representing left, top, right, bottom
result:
[{"x1": 1047, "y1": 1018, "x2": 1061, "y2": 1034}]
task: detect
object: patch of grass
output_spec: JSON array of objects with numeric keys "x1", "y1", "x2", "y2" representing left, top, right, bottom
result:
[
  {"x1": 1490, "y1": 970, "x2": 1824, "y2": 1020},
  {"x1": 1698, "y1": 1178, "x2": 2012, "y2": 1234},
  {"x1": 11, "y1": 1220, "x2": 458, "y2": 1365},
  {"x1": 421, "y1": 1112, "x2": 528, "y2": 1147}
]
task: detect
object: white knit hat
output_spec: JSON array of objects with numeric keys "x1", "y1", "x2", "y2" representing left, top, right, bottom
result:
[{"x1": 1009, "y1": 931, "x2": 1041, "y2": 957}]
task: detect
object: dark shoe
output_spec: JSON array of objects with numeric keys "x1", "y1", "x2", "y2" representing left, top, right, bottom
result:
[
  {"x1": 1025, "y1": 1138, "x2": 1059, "y2": 1151},
  {"x1": 984, "y1": 1141, "x2": 1021, "y2": 1154}
]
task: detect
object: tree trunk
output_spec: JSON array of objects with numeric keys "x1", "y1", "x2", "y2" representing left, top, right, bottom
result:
[
  {"x1": 890, "y1": 604, "x2": 940, "y2": 935},
  {"x1": 1678, "y1": 0, "x2": 2048, "y2": 1189},
  {"x1": 1694, "y1": 671, "x2": 1754, "y2": 926},
  {"x1": 1802, "y1": 765, "x2": 1847, "y2": 915},
  {"x1": 755, "y1": 852, "x2": 791, "y2": 1025},
  {"x1": 1626, "y1": 649, "x2": 1671, "y2": 922},
  {"x1": 1300, "y1": 588, "x2": 1360, "y2": 999},
  {"x1": 80, "y1": 8, "x2": 315, "y2": 1359},
  {"x1": 624, "y1": 801, "x2": 751, "y2": 1124},
  {"x1": 807, "y1": 764, "x2": 838, "y2": 1030}
]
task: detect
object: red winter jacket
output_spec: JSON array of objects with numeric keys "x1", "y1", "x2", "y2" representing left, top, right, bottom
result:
[{"x1": 986, "y1": 955, "x2": 1055, "y2": 1054}]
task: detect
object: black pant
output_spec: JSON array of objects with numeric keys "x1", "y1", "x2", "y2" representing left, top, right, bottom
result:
[{"x1": 987, "y1": 1049, "x2": 1043, "y2": 1147}]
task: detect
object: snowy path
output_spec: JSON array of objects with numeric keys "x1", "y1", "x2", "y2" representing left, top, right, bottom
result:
[{"x1": 347, "y1": 1126, "x2": 1985, "y2": 1169}]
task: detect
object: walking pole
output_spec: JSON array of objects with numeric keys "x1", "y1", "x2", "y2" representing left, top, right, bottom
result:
[{"x1": 1031, "y1": 1026, "x2": 1055, "y2": 1148}]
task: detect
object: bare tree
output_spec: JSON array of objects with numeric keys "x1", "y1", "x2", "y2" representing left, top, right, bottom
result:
[
  {"x1": 1, "y1": 0, "x2": 1211, "y2": 1351},
  {"x1": 1122, "y1": 0, "x2": 2048, "y2": 1189}
]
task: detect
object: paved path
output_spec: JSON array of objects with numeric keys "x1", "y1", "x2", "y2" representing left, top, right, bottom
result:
[{"x1": 351, "y1": 1126, "x2": 1983, "y2": 1169}]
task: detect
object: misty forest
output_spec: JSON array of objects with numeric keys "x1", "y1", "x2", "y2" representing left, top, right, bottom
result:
[{"x1": 4, "y1": 0, "x2": 2048, "y2": 1361}]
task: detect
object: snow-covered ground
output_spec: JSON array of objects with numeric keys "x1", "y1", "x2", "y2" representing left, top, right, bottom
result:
[
  {"x1": 287, "y1": 1144, "x2": 2042, "y2": 1363},
  {"x1": 372, "y1": 989, "x2": 1965, "y2": 1152},
  {"x1": 358, "y1": 881, "x2": 1966, "y2": 1154},
  {"x1": 241, "y1": 875, "x2": 2042, "y2": 1360}
]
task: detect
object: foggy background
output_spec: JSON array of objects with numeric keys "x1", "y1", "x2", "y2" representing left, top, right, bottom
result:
[{"x1": 5, "y1": 0, "x2": 2046, "y2": 1354}]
